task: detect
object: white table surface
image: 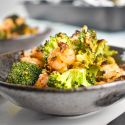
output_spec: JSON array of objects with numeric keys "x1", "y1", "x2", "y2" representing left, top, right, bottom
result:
[{"x1": 1, "y1": 19, "x2": 125, "y2": 125}]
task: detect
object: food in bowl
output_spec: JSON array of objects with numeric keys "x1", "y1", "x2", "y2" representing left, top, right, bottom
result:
[
  {"x1": 7, "y1": 25, "x2": 125, "y2": 89},
  {"x1": 0, "y1": 15, "x2": 38, "y2": 40}
]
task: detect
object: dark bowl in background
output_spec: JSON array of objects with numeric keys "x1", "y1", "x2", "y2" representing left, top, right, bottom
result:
[
  {"x1": 0, "y1": 27, "x2": 51, "y2": 54},
  {"x1": 23, "y1": 1, "x2": 125, "y2": 32}
]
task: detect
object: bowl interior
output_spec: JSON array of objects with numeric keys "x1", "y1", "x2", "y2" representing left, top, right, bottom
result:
[{"x1": 0, "y1": 45, "x2": 125, "y2": 90}]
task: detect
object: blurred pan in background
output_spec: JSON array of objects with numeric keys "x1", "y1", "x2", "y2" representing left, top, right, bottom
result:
[{"x1": 23, "y1": 0, "x2": 125, "y2": 32}]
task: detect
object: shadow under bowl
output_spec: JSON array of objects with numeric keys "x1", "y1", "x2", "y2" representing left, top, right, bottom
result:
[{"x1": 0, "y1": 46, "x2": 125, "y2": 116}]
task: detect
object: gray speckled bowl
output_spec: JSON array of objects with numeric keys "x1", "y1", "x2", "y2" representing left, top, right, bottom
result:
[{"x1": 0, "y1": 46, "x2": 125, "y2": 116}]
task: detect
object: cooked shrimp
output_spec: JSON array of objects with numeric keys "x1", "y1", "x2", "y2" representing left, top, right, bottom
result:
[
  {"x1": 100, "y1": 63, "x2": 125, "y2": 83},
  {"x1": 96, "y1": 56, "x2": 125, "y2": 85},
  {"x1": 21, "y1": 50, "x2": 31, "y2": 57},
  {"x1": 48, "y1": 48, "x2": 68, "y2": 72},
  {"x1": 15, "y1": 17, "x2": 25, "y2": 25},
  {"x1": 48, "y1": 43, "x2": 75, "y2": 72},
  {"x1": 21, "y1": 57, "x2": 43, "y2": 67},
  {"x1": 60, "y1": 48, "x2": 75, "y2": 65},
  {"x1": 58, "y1": 42, "x2": 75, "y2": 65},
  {"x1": 35, "y1": 73, "x2": 48, "y2": 88},
  {"x1": 3, "y1": 18, "x2": 15, "y2": 30},
  {"x1": 21, "y1": 48, "x2": 43, "y2": 60},
  {"x1": 31, "y1": 48, "x2": 43, "y2": 60}
]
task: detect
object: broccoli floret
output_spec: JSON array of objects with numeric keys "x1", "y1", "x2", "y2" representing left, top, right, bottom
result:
[
  {"x1": 104, "y1": 45, "x2": 117, "y2": 56},
  {"x1": 86, "y1": 66, "x2": 99, "y2": 85},
  {"x1": 48, "y1": 72, "x2": 62, "y2": 88},
  {"x1": 5, "y1": 14, "x2": 19, "y2": 22},
  {"x1": 73, "y1": 26, "x2": 117, "y2": 68},
  {"x1": 48, "y1": 69, "x2": 91, "y2": 89},
  {"x1": 7, "y1": 61, "x2": 41, "y2": 86},
  {"x1": 37, "y1": 33, "x2": 71, "y2": 59},
  {"x1": 43, "y1": 36, "x2": 58, "y2": 57},
  {"x1": 0, "y1": 30, "x2": 6, "y2": 40}
]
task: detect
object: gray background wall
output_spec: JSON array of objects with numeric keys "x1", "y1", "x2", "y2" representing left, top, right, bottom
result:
[{"x1": 0, "y1": 0, "x2": 27, "y2": 18}]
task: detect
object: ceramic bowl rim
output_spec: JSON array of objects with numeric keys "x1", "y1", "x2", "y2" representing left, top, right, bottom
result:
[{"x1": 0, "y1": 79, "x2": 124, "y2": 93}]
